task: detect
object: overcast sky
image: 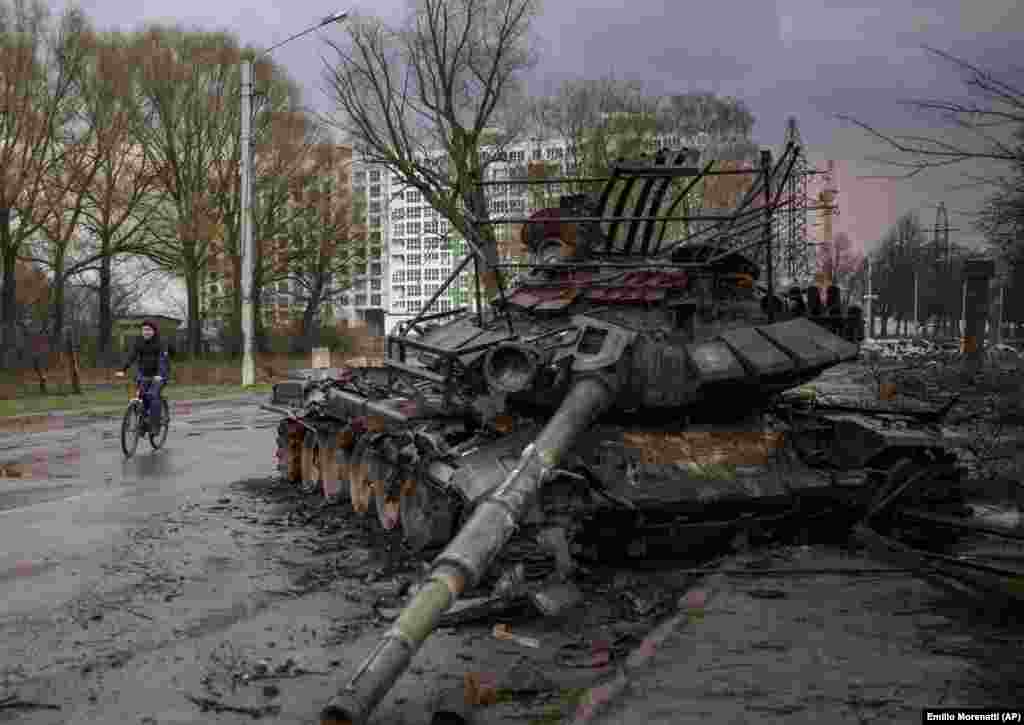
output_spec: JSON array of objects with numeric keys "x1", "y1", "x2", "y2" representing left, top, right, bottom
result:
[{"x1": 61, "y1": 0, "x2": 1022, "y2": 261}]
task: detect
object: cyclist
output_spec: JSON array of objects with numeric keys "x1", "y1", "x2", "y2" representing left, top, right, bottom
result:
[{"x1": 115, "y1": 319, "x2": 171, "y2": 432}]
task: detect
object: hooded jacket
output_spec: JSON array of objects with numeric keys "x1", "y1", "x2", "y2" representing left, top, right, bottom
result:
[{"x1": 122, "y1": 320, "x2": 171, "y2": 378}]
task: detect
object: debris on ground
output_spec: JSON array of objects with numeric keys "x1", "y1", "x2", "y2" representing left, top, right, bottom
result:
[
  {"x1": 185, "y1": 693, "x2": 281, "y2": 718},
  {"x1": 492, "y1": 623, "x2": 540, "y2": 649},
  {"x1": 0, "y1": 694, "x2": 62, "y2": 711}
]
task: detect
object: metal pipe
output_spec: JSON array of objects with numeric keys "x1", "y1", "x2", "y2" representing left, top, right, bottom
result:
[
  {"x1": 401, "y1": 252, "x2": 474, "y2": 337},
  {"x1": 762, "y1": 150, "x2": 774, "y2": 317},
  {"x1": 478, "y1": 211, "x2": 767, "y2": 225},
  {"x1": 324, "y1": 389, "x2": 411, "y2": 424},
  {"x1": 259, "y1": 404, "x2": 317, "y2": 432},
  {"x1": 320, "y1": 376, "x2": 615, "y2": 725}
]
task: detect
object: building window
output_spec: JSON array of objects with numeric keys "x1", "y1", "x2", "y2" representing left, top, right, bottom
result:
[
  {"x1": 369, "y1": 170, "x2": 381, "y2": 182},
  {"x1": 532, "y1": 147, "x2": 542, "y2": 160},
  {"x1": 407, "y1": 221, "x2": 421, "y2": 235},
  {"x1": 406, "y1": 206, "x2": 422, "y2": 219},
  {"x1": 439, "y1": 220, "x2": 449, "y2": 233},
  {"x1": 391, "y1": 207, "x2": 405, "y2": 221},
  {"x1": 545, "y1": 147, "x2": 564, "y2": 160},
  {"x1": 371, "y1": 279, "x2": 381, "y2": 291},
  {"x1": 392, "y1": 222, "x2": 405, "y2": 237},
  {"x1": 356, "y1": 294, "x2": 367, "y2": 306},
  {"x1": 370, "y1": 184, "x2": 381, "y2": 197},
  {"x1": 425, "y1": 268, "x2": 441, "y2": 281},
  {"x1": 406, "y1": 269, "x2": 421, "y2": 281},
  {"x1": 371, "y1": 262, "x2": 382, "y2": 276},
  {"x1": 407, "y1": 238, "x2": 421, "y2": 251},
  {"x1": 392, "y1": 270, "x2": 405, "y2": 283},
  {"x1": 339, "y1": 295, "x2": 350, "y2": 306},
  {"x1": 509, "y1": 150, "x2": 525, "y2": 162},
  {"x1": 407, "y1": 286, "x2": 422, "y2": 297},
  {"x1": 407, "y1": 254, "x2": 421, "y2": 266},
  {"x1": 405, "y1": 190, "x2": 421, "y2": 203},
  {"x1": 510, "y1": 198, "x2": 525, "y2": 211},
  {"x1": 371, "y1": 293, "x2": 381, "y2": 306},
  {"x1": 355, "y1": 170, "x2": 366, "y2": 183},
  {"x1": 370, "y1": 216, "x2": 382, "y2": 228},
  {"x1": 369, "y1": 200, "x2": 381, "y2": 214},
  {"x1": 440, "y1": 300, "x2": 451, "y2": 312},
  {"x1": 424, "y1": 220, "x2": 438, "y2": 234}
]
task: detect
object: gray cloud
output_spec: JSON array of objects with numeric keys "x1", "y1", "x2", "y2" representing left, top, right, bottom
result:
[{"x1": 48, "y1": 0, "x2": 1023, "y2": 249}]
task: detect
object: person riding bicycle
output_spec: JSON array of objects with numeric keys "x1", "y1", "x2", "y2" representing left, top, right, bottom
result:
[{"x1": 115, "y1": 319, "x2": 171, "y2": 432}]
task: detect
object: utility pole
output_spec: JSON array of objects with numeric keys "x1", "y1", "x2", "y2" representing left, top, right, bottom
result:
[
  {"x1": 239, "y1": 12, "x2": 348, "y2": 387},
  {"x1": 913, "y1": 269, "x2": 919, "y2": 337},
  {"x1": 240, "y1": 60, "x2": 254, "y2": 386},
  {"x1": 864, "y1": 255, "x2": 876, "y2": 341}
]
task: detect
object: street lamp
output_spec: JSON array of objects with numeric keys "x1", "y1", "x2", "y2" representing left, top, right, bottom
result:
[{"x1": 240, "y1": 11, "x2": 349, "y2": 387}]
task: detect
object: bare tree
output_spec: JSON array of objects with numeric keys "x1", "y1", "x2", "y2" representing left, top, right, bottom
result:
[
  {"x1": 132, "y1": 26, "x2": 245, "y2": 357},
  {"x1": 836, "y1": 47, "x2": 1023, "y2": 179},
  {"x1": 836, "y1": 46, "x2": 1024, "y2": 264},
  {"x1": 323, "y1": 0, "x2": 540, "y2": 301},
  {"x1": 0, "y1": 1, "x2": 91, "y2": 365}
]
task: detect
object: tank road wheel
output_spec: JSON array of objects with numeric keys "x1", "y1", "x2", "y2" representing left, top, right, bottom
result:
[
  {"x1": 322, "y1": 430, "x2": 353, "y2": 504},
  {"x1": 348, "y1": 436, "x2": 376, "y2": 515},
  {"x1": 276, "y1": 421, "x2": 304, "y2": 484},
  {"x1": 400, "y1": 477, "x2": 459, "y2": 553},
  {"x1": 299, "y1": 431, "x2": 323, "y2": 495}
]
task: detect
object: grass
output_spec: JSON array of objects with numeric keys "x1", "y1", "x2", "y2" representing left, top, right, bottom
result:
[{"x1": 0, "y1": 382, "x2": 273, "y2": 418}]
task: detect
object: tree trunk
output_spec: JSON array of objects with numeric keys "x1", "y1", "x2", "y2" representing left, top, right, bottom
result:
[
  {"x1": 254, "y1": 286, "x2": 268, "y2": 353},
  {"x1": 301, "y1": 291, "x2": 321, "y2": 353},
  {"x1": 1, "y1": 233, "x2": 18, "y2": 368},
  {"x1": 66, "y1": 336, "x2": 82, "y2": 395},
  {"x1": 49, "y1": 268, "x2": 66, "y2": 353},
  {"x1": 97, "y1": 237, "x2": 113, "y2": 364},
  {"x1": 186, "y1": 272, "x2": 202, "y2": 357},
  {"x1": 231, "y1": 252, "x2": 243, "y2": 355}
]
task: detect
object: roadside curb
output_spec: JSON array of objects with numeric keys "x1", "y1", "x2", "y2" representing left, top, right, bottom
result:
[{"x1": 0, "y1": 393, "x2": 270, "y2": 432}]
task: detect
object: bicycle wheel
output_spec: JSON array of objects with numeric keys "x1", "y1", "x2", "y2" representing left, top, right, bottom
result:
[
  {"x1": 121, "y1": 401, "x2": 142, "y2": 457},
  {"x1": 149, "y1": 396, "x2": 170, "y2": 449}
]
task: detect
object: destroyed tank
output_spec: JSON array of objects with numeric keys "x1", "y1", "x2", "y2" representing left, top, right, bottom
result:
[{"x1": 264, "y1": 146, "x2": 881, "y2": 724}]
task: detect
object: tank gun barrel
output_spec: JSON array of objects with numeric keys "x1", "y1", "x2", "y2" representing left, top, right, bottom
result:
[{"x1": 320, "y1": 376, "x2": 614, "y2": 725}]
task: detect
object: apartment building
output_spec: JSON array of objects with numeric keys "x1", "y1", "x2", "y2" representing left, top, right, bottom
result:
[{"x1": 202, "y1": 126, "x2": 754, "y2": 342}]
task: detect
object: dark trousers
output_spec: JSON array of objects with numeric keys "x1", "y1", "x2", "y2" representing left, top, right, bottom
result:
[{"x1": 139, "y1": 378, "x2": 165, "y2": 426}]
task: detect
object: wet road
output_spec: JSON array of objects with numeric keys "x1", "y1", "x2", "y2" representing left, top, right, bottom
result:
[
  {"x1": 0, "y1": 401, "x2": 280, "y2": 602},
  {"x1": 0, "y1": 402, "x2": 281, "y2": 615}
]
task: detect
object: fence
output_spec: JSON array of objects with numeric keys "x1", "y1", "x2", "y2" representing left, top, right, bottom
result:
[{"x1": 0, "y1": 343, "x2": 388, "y2": 399}]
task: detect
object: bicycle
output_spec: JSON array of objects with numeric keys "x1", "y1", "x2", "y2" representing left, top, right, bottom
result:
[{"x1": 120, "y1": 376, "x2": 170, "y2": 457}]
